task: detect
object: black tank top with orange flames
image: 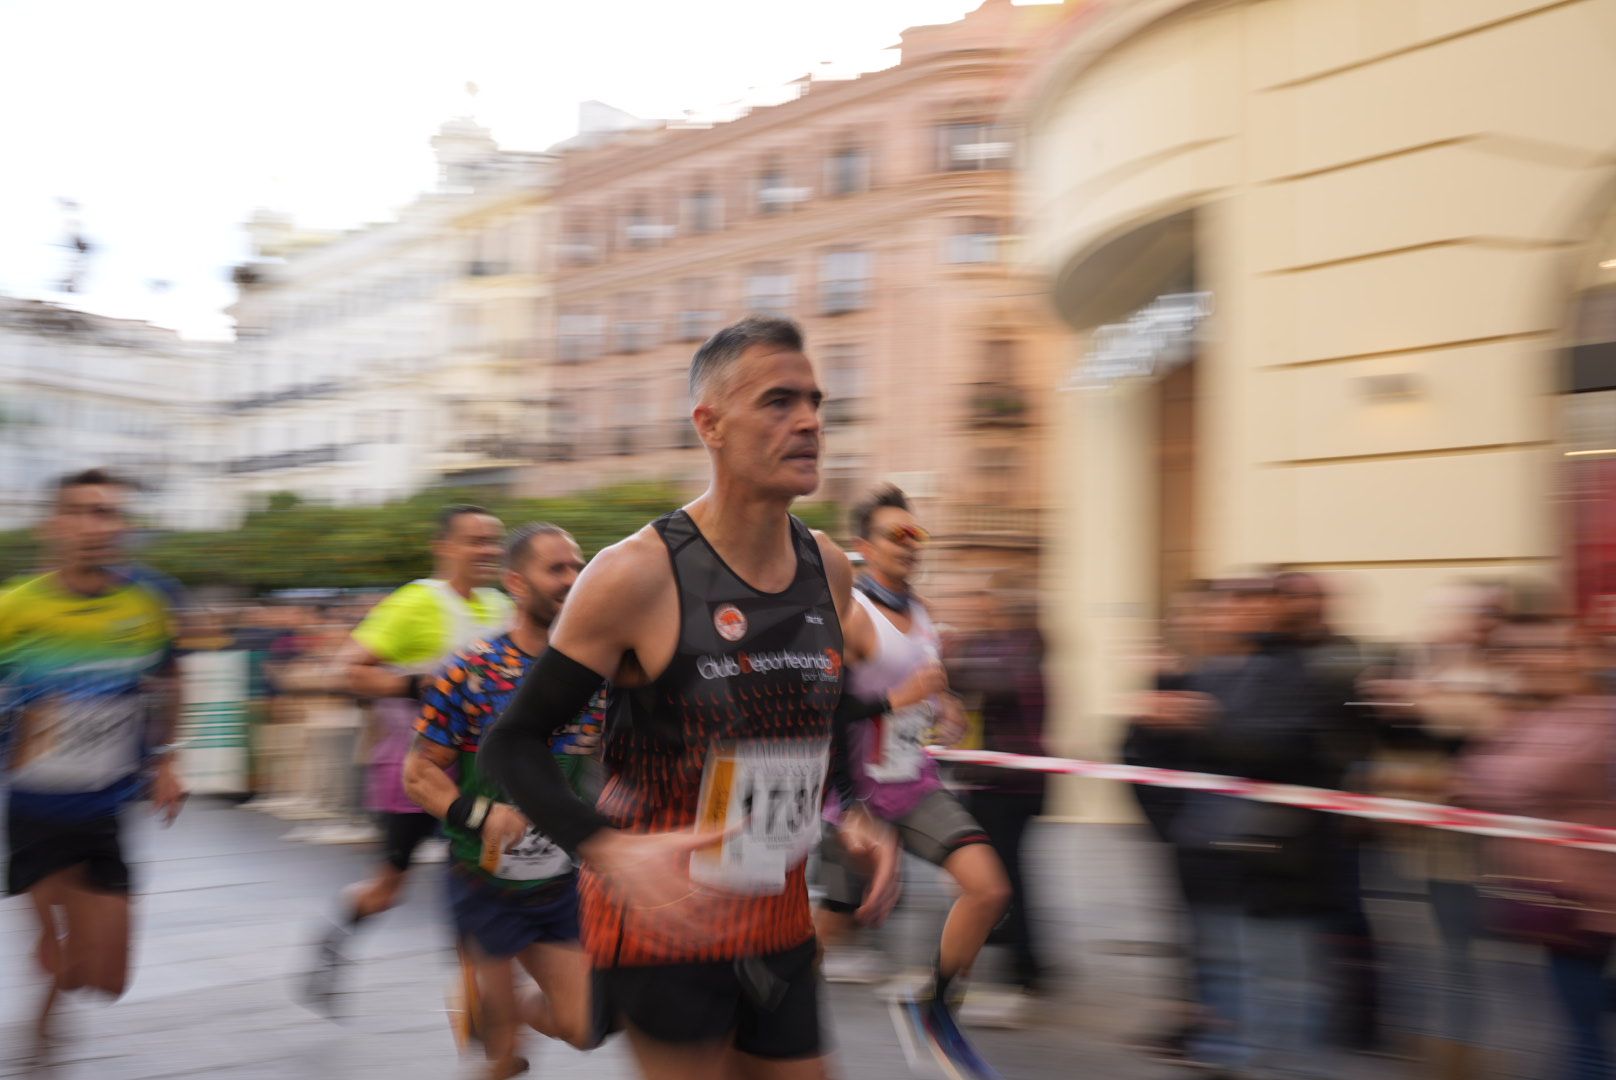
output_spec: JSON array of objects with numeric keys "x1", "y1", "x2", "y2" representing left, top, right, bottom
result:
[{"x1": 581, "y1": 509, "x2": 844, "y2": 966}]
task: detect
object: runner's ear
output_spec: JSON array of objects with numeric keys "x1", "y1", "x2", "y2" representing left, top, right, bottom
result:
[
  {"x1": 502, "y1": 565, "x2": 527, "y2": 604},
  {"x1": 692, "y1": 403, "x2": 721, "y2": 450}
]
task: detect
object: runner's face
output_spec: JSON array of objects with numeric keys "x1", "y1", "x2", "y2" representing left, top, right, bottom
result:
[
  {"x1": 703, "y1": 346, "x2": 823, "y2": 499},
  {"x1": 48, "y1": 483, "x2": 128, "y2": 572},
  {"x1": 858, "y1": 506, "x2": 925, "y2": 586},
  {"x1": 439, "y1": 513, "x2": 504, "y2": 587},
  {"x1": 508, "y1": 533, "x2": 584, "y2": 630}
]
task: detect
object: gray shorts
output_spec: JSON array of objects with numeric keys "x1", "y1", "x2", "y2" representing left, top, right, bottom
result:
[{"x1": 815, "y1": 789, "x2": 989, "y2": 913}]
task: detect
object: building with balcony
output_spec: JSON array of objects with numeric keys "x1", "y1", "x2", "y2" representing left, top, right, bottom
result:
[
  {"x1": 536, "y1": 0, "x2": 1074, "y2": 615},
  {"x1": 0, "y1": 297, "x2": 225, "y2": 531},
  {"x1": 222, "y1": 115, "x2": 553, "y2": 520}
]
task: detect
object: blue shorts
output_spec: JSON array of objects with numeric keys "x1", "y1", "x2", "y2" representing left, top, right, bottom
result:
[{"x1": 447, "y1": 868, "x2": 580, "y2": 959}]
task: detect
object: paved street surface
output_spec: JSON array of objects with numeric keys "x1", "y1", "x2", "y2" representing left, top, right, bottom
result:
[{"x1": 0, "y1": 799, "x2": 1565, "y2": 1078}]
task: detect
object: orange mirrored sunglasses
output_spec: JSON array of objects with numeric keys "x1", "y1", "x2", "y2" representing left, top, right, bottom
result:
[{"x1": 879, "y1": 523, "x2": 929, "y2": 545}]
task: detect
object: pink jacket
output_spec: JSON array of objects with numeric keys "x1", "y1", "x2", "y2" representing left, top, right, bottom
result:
[{"x1": 1459, "y1": 696, "x2": 1616, "y2": 934}]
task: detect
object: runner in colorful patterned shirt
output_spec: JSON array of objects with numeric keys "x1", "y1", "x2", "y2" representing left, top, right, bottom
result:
[{"x1": 405, "y1": 523, "x2": 601, "y2": 1080}]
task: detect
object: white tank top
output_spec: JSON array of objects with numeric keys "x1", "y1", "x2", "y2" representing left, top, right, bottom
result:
[
  {"x1": 847, "y1": 590, "x2": 942, "y2": 791},
  {"x1": 849, "y1": 590, "x2": 940, "y2": 697}
]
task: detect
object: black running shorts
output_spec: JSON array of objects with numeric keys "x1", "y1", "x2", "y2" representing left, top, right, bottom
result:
[
  {"x1": 817, "y1": 789, "x2": 990, "y2": 913},
  {"x1": 599, "y1": 938, "x2": 824, "y2": 1060},
  {"x1": 379, "y1": 811, "x2": 440, "y2": 872},
  {"x1": 7, "y1": 812, "x2": 131, "y2": 896}
]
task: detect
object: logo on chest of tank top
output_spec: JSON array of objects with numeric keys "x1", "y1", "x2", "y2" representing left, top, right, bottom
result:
[
  {"x1": 696, "y1": 646, "x2": 842, "y2": 684},
  {"x1": 713, "y1": 603, "x2": 748, "y2": 643}
]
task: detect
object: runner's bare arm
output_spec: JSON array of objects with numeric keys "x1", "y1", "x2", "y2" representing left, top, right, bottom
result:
[
  {"x1": 407, "y1": 735, "x2": 529, "y2": 852},
  {"x1": 402, "y1": 736, "x2": 461, "y2": 818},
  {"x1": 338, "y1": 638, "x2": 412, "y2": 699},
  {"x1": 547, "y1": 528, "x2": 675, "y2": 680},
  {"x1": 146, "y1": 665, "x2": 187, "y2": 823},
  {"x1": 480, "y1": 529, "x2": 673, "y2": 855},
  {"x1": 842, "y1": 596, "x2": 876, "y2": 665},
  {"x1": 144, "y1": 666, "x2": 182, "y2": 746},
  {"x1": 814, "y1": 531, "x2": 855, "y2": 628},
  {"x1": 814, "y1": 532, "x2": 904, "y2": 922}
]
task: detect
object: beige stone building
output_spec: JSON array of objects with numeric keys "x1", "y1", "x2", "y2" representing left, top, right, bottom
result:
[
  {"x1": 224, "y1": 117, "x2": 553, "y2": 518},
  {"x1": 431, "y1": 126, "x2": 557, "y2": 490},
  {"x1": 1018, "y1": 0, "x2": 1616, "y2": 816},
  {"x1": 528, "y1": 0, "x2": 1075, "y2": 617}
]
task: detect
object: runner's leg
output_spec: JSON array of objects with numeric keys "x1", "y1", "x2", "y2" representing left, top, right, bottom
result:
[
  {"x1": 967, "y1": 791, "x2": 1041, "y2": 990},
  {"x1": 27, "y1": 874, "x2": 69, "y2": 1043},
  {"x1": 516, "y1": 941, "x2": 594, "y2": 1048},
  {"x1": 938, "y1": 843, "x2": 1010, "y2": 984},
  {"x1": 470, "y1": 943, "x2": 524, "y2": 1079},
  {"x1": 898, "y1": 793, "x2": 1009, "y2": 990},
  {"x1": 349, "y1": 862, "x2": 408, "y2": 920},
  {"x1": 29, "y1": 882, "x2": 63, "y2": 981},
  {"x1": 623, "y1": 1028, "x2": 738, "y2": 1080},
  {"x1": 59, "y1": 874, "x2": 132, "y2": 997},
  {"x1": 732, "y1": 1052, "x2": 831, "y2": 1079},
  {"x1": 308, "y1": 812, "x2": 438, "y2": 1014},
  {"x1": 346, "y1": 813, "x2": 435, "y2": 923}
]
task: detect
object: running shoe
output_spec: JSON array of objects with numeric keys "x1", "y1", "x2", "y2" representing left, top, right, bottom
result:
[
  {"x1": 889, "y1": 987, "x2": 1003, "y2": 1080},
  {"x1": 300, "y1": 925, "x2": 351, "y2": 1019}
]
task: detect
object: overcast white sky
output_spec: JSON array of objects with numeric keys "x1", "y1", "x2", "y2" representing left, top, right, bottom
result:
[{"x1": 0, "y1": 1, "x2": 1057, "y2": 341}]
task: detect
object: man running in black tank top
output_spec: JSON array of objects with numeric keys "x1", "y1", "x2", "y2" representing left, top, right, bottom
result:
[{"x1": 482, "y1": 317, "x2": 910, "y2": 1079}]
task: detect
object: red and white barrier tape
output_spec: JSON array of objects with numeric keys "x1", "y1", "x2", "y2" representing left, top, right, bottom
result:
[{"x1": 927, "y1": 747, "x2": 1616, "y2": 854}]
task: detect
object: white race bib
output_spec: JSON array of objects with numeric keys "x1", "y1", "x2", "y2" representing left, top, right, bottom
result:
[
  {"x1": 691, "y1": 739, "x2": 828, "y2": 895},
  {"x1": 863, "y1": 703, "x2": 933, "y2": 784},
  {"x1": 490, "y1": 827, "x2": 574, "y2": 882},
  {"x1": 8, "y1": 696, "x2": 145, "y2": 793}
]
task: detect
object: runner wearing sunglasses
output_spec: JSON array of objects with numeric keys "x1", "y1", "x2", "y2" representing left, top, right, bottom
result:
[{"x1": 815, "y1": 485, "x2": 1010, "y2": 1027}]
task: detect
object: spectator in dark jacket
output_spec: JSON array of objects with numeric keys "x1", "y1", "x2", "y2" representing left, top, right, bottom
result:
[
  {"x1": 1121, "y1": 580, "x2": 1237, "y2": 1062},
  {"x1": 1136, "y1": 578, "x2": 1355, "y2": 1079}
]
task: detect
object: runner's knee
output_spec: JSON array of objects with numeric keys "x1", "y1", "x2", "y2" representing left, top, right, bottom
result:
[
  {"x1": 370, "y1": 873, "x2": 406, "y2": 908},
  {"x1": 558, "y1": 1016, "x2": 596, "y2": 1051},
  {"x1": 974, "y1": 856, "x2": 1011, "y2": 910},
  {"x1": 948, "y1": 843, "x2": 1010, "y2": 910}
]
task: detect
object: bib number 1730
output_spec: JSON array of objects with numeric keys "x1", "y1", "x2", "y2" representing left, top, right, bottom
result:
[{"x1": 691, "y1": 739, "x2": 829, "y2": 896}]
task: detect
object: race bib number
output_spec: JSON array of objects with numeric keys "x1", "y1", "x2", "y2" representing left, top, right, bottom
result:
[
  {"x1": 691, "y1": 739, "x2": 829, "y2": 895},
  {"x1": 483, "y1": 826, "x2": 573, "y2": 882},
  {"x1": 8, "y1": 696, "x2": 145, "y2": 793},
  {"x1": 864, "y1": 703, "x2": 933, "y2": 784}
]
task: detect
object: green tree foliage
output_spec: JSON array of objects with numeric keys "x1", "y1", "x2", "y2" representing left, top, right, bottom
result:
[{"x1": 0, "y1": 483, "x2": 840, "y2": 594}]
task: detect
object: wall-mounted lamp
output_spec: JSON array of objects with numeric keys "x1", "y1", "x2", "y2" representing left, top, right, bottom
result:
[{"x1": 1356, "y1": 372, "x2": 1423, "y2": 403}]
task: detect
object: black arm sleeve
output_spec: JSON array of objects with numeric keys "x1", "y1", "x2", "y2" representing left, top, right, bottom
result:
[
  {"x1": 836, "y1": 691, "x2": 891, "y2": 726},
  {"x1": 827, "y1": 691, "x2": 891, "y2": 811},
  {"x1": 479, "y1": 646, "x2": 614, "y2": 855}
]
